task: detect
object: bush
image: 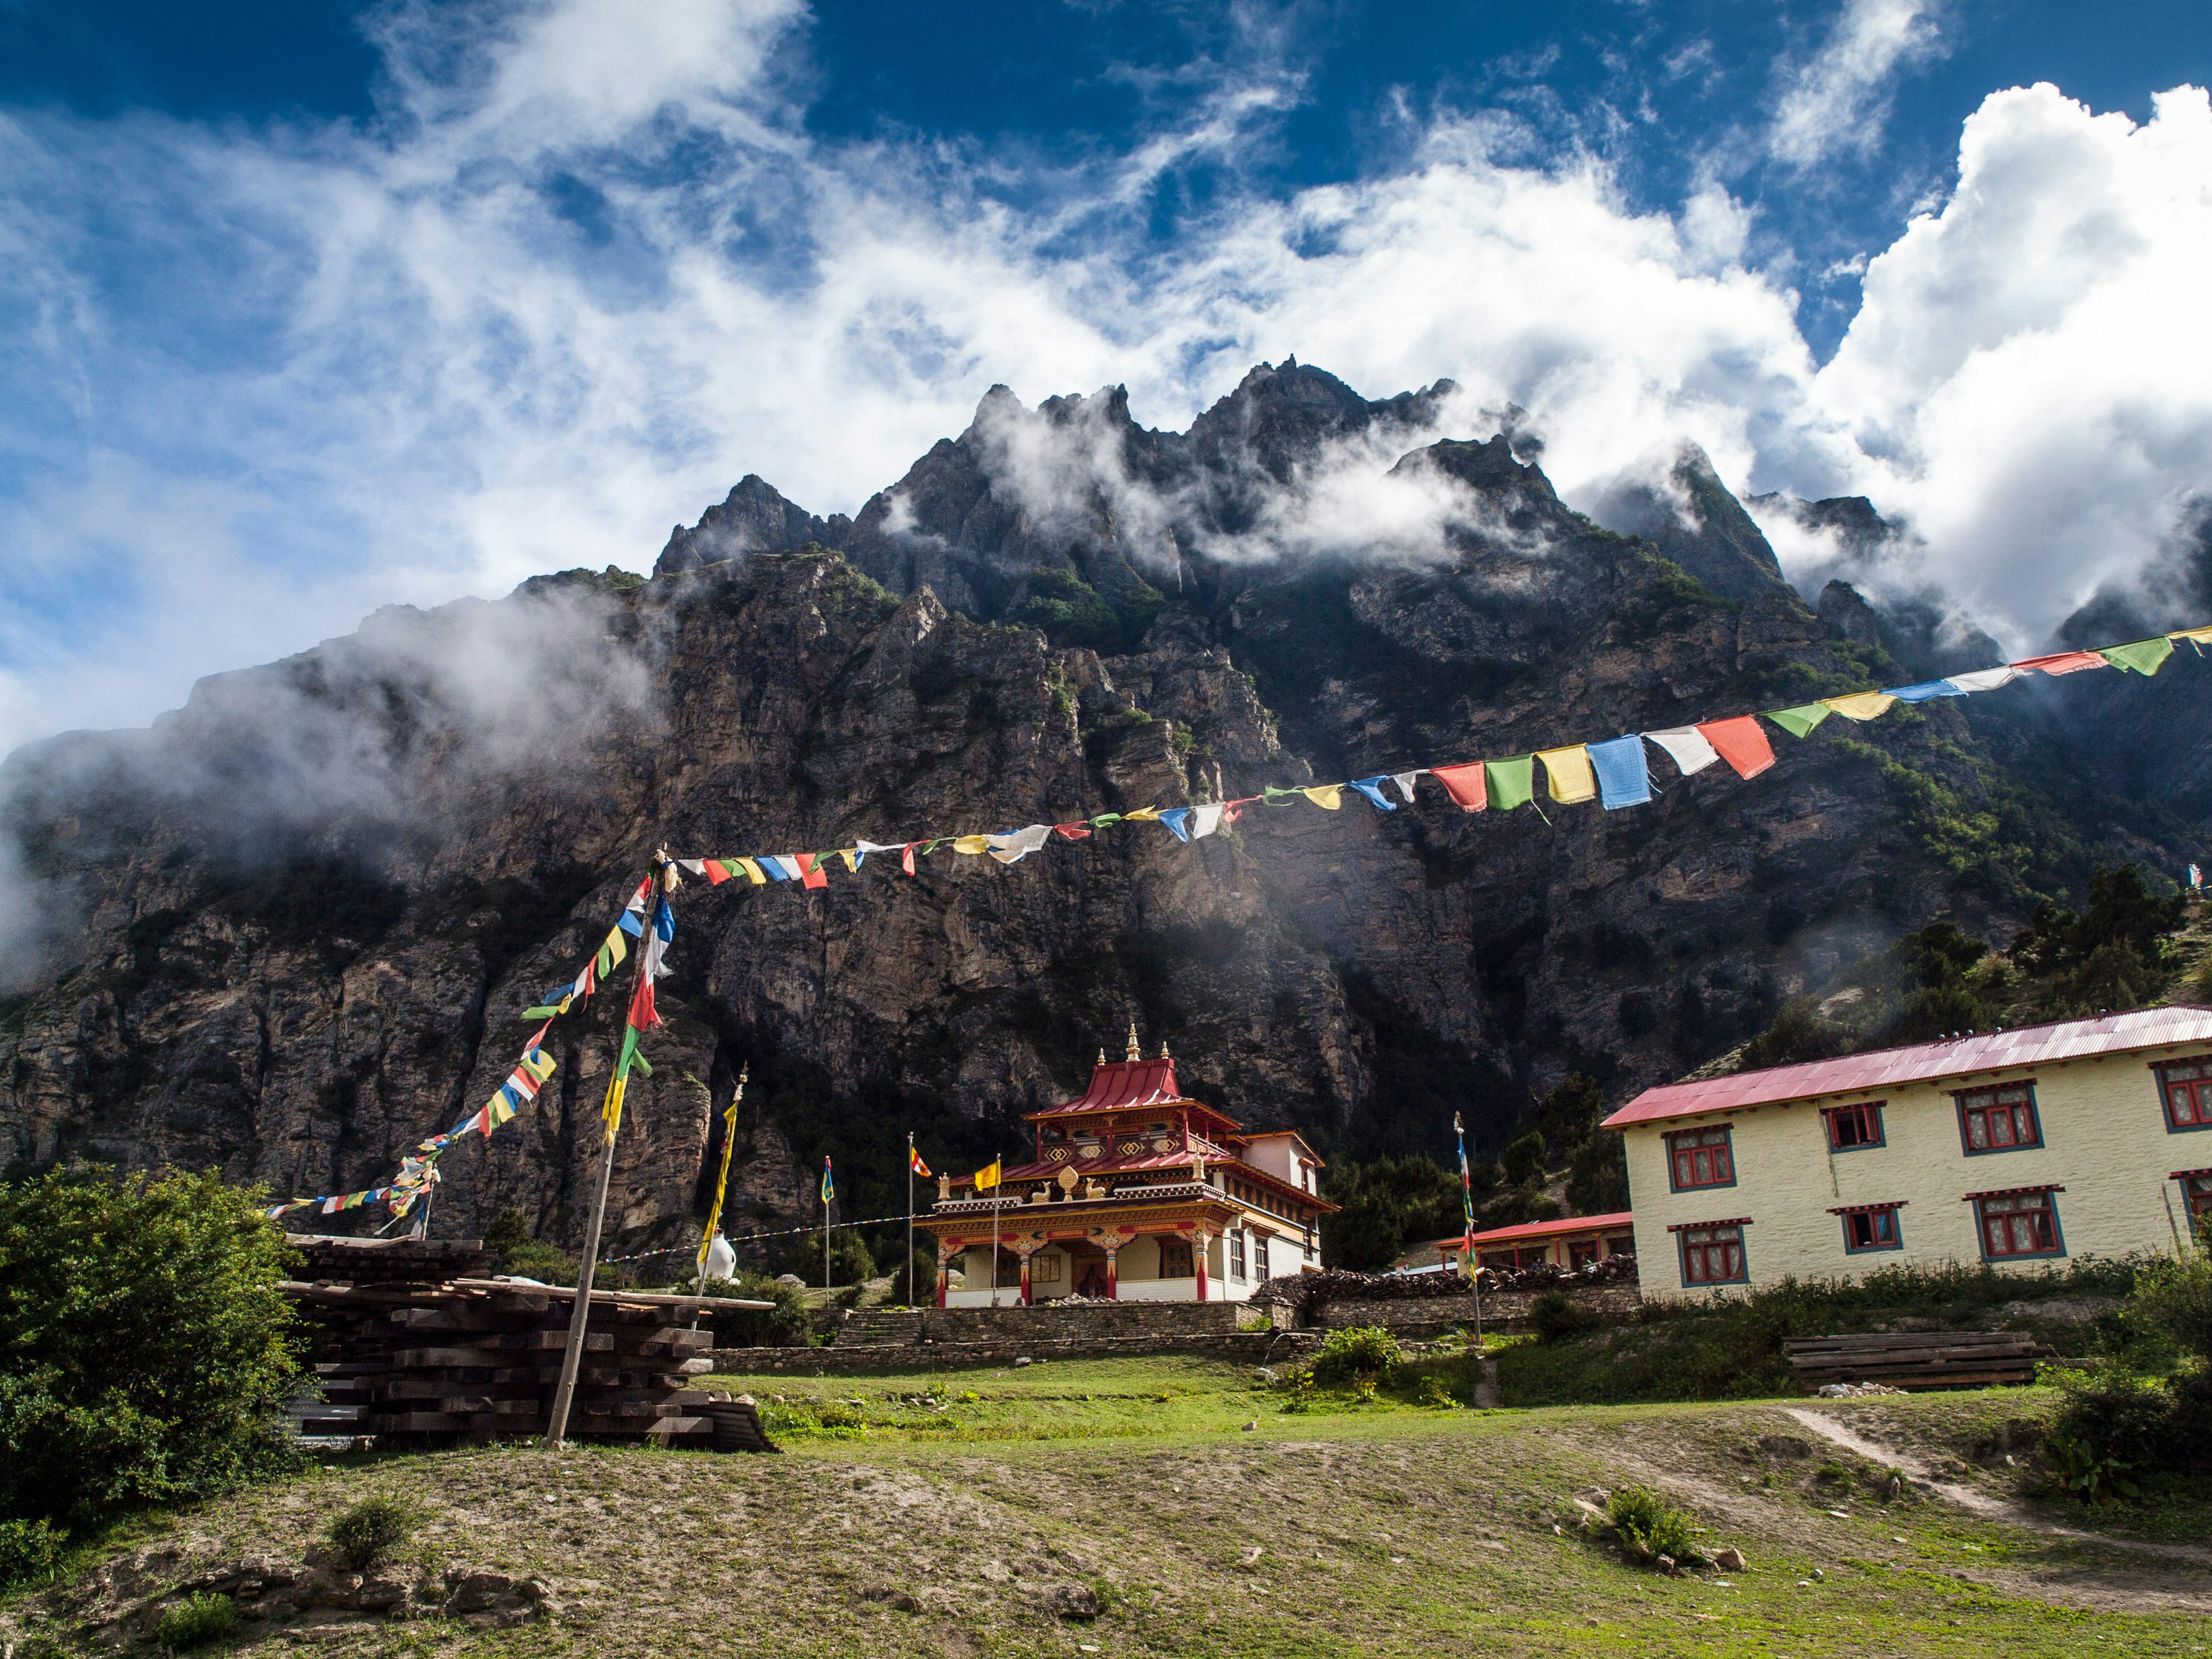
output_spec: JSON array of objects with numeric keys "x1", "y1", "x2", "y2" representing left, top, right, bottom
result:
[
  {"x1": 324, "y1": 1494, "x2": 421, "y2": 1571},
  {"x1": 151, "y1": 1591, "x2": 237, "y2": 1650},
  {"x1": 889, "y1": 1249, "x2": 938, "y2": 1307},
  {"x1": 1605, "y1": 1487, "x2": 1699, "y2": 1565},
  {"x1": 1529, "y1": 1291, "x2": 1596, "y2": 1344},
  {"x1": 0, "y1": 1516, "x2": 66, "y2": 1590},
  {"x1": 1311, "y1": 1326, "x2": 1403, "y2": 1393},
  {"x1": 696, "y1": 1272, "x2": 810, "y2": 1347},
  {"x1": 2044, "y1": 1239, "x2": 2212, "y2": 1505},
  {"x1": 0, "y1": 1167, "x2": 301, "y2": 1531}
]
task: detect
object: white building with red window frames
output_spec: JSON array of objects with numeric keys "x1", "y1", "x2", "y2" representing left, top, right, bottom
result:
[{"x1": 1602, "y1": 1007, "x2": 2212, "y2": 1300}]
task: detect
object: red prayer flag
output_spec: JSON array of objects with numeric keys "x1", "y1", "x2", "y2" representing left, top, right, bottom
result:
[
  {"x1": 901, "y1": 841, "x2": 920, "y2": 876},
  {"x1": 1054, "y1": 822, "x2": 1092, "y2": 840},
  {"x1": 794, "y1": 853, "x2": 829, "y2": 890},
  {"x1": 1429, "y1": 762, "x2": 1488, "y2": 811},
  {"x1": 1696, "y1": 715, "x2": 1775, "y2": 779},
  {"x1": 626, "y1": 967, "x2": 658, "y2": 1033},
  {"x1": 2010, "y1": 650, "x2": 2105, "y2": 676},
  {"x1": 702, "y1": 859, "x2": 732, "y2": 885}
]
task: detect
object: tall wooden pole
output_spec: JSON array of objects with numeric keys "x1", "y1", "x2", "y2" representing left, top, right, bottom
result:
[
  {"x1": 906, "y1": 1131, "x2": 915, "y2": 1308},
  {"x1": 542, "y1": 856, "x2": 662, "y2": 1453}
]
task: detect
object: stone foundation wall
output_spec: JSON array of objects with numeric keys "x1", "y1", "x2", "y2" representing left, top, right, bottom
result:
[
  {"x1": 1312, "y1": 1280, "x2": 1643, "y2": 1335},
  {"x1": 715, "y1": 1328, "x2": 1325, "y2": 1373}
]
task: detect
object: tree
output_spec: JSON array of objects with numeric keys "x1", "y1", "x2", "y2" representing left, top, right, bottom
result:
[
  {"x1": 1497, "y1": 1131, "x2": 1547, "y2": 1188},
  {"x1": 1527, "y1": 1074, "x2": 1605, "y2": 1160},
  {"x1": 1565, "y1": 1133, "x2": 1630, "y2": 1216},
  {"x1": 0, "y1": 1168, "x2": 302, "y2": 1533},
  {"x1": 1319, "y1": 1156, "x2": 1463, "y2": 1272}
]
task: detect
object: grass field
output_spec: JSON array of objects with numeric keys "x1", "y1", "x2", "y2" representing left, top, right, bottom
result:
[{"x1": 6, "y1": 1355, "x2": 2208, "y2": 1659}]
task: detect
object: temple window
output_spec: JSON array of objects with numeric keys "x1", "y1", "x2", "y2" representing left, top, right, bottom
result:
[{"x1": 1158, "y1": 1238, "x2": 1194, "y2": 1278}]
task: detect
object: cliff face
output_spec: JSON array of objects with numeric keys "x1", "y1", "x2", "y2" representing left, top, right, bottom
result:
[{"x1": 2, "y1": 363, "x2": 2202, "y2": 1252}]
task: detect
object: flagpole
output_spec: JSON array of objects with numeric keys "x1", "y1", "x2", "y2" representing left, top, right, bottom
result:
[
  {"x1": 544, "y1": 854, "x2": 664, "y2": 1452},
  {"x1": 1455, "y1": 1112, "x2": 1484, "y2": 1350},
  {"x1": 823, "y1": 1159, "x2": 832, "y2": 1294},
  {"x1": 990, "y1": 1153, "x2": 1002, "y2": 1308},
  {"x1": 906, "y1": 1132, "x2": 915, "y2": 1308}
]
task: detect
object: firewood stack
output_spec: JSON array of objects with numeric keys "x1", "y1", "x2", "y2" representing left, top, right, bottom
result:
[{"x1": 280, "y1": 1233, "x2": 751, "y2": 1447}]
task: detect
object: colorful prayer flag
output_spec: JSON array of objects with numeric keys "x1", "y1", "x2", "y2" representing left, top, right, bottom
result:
[
  {"x1": 1429, "y1": 762, "x2": 1487, "y2": 811},
  {"x1": 974, "y1": 1158, "x2": 1002, "y2": 1191},
  {"x1": 1765, "y1": 704, "x2": 1830, "y2": 738},
  {"x1": 1941, "y1": 666, "x2": 2020, "y2": 694},
  {"x1": 1189, "y1": 802, "x2": 1226, "y2": 839},
  {"x1": 793, "y1": 852, "x2": 829, "y2": 888},
  {"x1": 820, "y1": 1157, "x2": 834, "y2": 1206},
  {"x1": 1536, "y1": 745, "x2": 1596, "y2": 805},
  {"x1": 2100, "y1": 637, "x2": 2174, "y2": 676},
  {"x1": 1585, "y1": 734, "x2": 1650, "y2": 809},
  {"x1": 2011, "y1": 649, "x2": 2106, "y2": 675},
  {"x1": 1821, "y1": 691, "x2": 1897, "y2": 721},
  {"x1": 1158, "y1": 808, "x2": 1193, "y2": 842},
  {"x1": 1645, "y1": 726, "x2": 1719, "y2": 776},
  {"x1": 951, "y1": 835, "x2": 991, "y2": 855},
  {"x1": 911, "y1": 1146, "x2": 931, "y2": 1177},
  {"x1": 986, "y1": 825, "x2": 1052, "y2": 863},
  {"x1": 1391, "y1": 771, "x2": 1422, "y2": 803},
  {"x1": 1484, "y1": 756, "x2": 1535, "y2": 812},
  {"x1": 1696, "y1": 717, "x2": 1775, "y2": 779},
  {"x1": 1347, "y1": 777, "x2": 1397, "y2": 810},
  {"x1": 1883, "y1": 681, "x2": 1966, "y2": 702},
  {"x1": 1301, "y1": 785, "x2": 1344, "y2": 810}
]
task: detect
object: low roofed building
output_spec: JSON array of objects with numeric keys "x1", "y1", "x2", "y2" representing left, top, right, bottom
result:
[{"x1": 1604, "y1": 1006, "x2": 2212, "y2": 1300}]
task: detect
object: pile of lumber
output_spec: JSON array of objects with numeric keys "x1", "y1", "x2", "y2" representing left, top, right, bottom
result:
[
  {"x1": 281, "y1": 1234, "x2": 769, "y2": 1447},
  {"x1": 1784, "y1": 1330, "x2": 2055, "y2": 1390}
]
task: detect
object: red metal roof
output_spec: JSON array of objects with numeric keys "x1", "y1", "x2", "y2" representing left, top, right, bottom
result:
[
  {"x1": 1441, "y1": 1211, "x2": 1634, "y2": 1248},
  {"x1": 1603, "y1": 1006, "x2": 2212, "y2": 1131}
]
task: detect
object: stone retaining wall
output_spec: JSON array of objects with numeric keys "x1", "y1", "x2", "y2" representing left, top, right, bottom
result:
[{"x1": 715, "y1": 1329, "x2": 1327, "y2": 1373}]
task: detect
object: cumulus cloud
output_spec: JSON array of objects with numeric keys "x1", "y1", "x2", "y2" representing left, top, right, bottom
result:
[{"x1": 0, "y1": 0, "x2": 2208, "y2": 759}]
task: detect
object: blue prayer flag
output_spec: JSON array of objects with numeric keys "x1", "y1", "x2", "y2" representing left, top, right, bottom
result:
[
  {"x1": 1883, "y1": 681, "x2": 1967, "y2": 702},
  {"x1": 1348, "y1": 777, "x2": 1398, "y2": 811},
  {"x1": 1158, "y1": 808, "x2": 1192, "y2": 842},
  {"x1": 1586, "y1": 734, "x2": 1652, "y2": 810}
]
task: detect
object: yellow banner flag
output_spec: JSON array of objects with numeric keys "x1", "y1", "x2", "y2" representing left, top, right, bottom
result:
[
  {"x1": 952, "y1": 835, "x2": 990, "y2": 855},
  {"x1": 1536, "y1": 745, "x2": 1597, "y2": 804},
  {"x1": 973, "y1": 1158, "x2": 1002, "y2": 1191},
  {"x1": 601, "y1": 1073, "x2": 627, "y2": 1145},
  {"x1": 1301, "y1": 785, "x2": 1343, "y2": 810},
  {"x1": 1821, "y1": 691, "x2": 1897, "y2": 721}
]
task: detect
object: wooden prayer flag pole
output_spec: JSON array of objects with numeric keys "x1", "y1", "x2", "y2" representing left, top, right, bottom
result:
[{"x1": 542, "y1": 853, "x2": 665, "y2": 1453}]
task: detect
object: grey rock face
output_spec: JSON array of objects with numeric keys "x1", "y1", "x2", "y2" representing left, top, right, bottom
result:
[{"x1": 1, "y1": 364, "x2": 2197, "y2": 1257}]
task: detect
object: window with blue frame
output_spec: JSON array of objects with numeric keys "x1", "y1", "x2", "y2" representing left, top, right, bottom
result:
[
  {"x1": 1674, "y1": 1221, "x2": 1748, "y2": 1286},
  {"x1": 1823, "y1": 1101, "x2": 1885, "y2": 1150},
  {"x1": 1832, "y1": 1202, "x2": 1904, "y2": 1253},
  {"x1": 2155, "y1": 1059, "x2": 2212, "y2": 1132},
  {"x1": 1971, "y1": 1187, "x2": 2065, "y2": 1259},
  {"x1": 1956, "y1": 1082, "x2": 2042, "y2": 1154},
  {"x1": 1666, "y1": 1124, "x2": 1735, "y2": 1190}
]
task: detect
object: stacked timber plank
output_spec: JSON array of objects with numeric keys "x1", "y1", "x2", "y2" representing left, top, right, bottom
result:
[
  {"x1": 1785, "y1": 1330, "x2": 2055, "y2": 1390},
  {"x1": 279, "y1": 1234, "x2": 751, "y2": 1447}
]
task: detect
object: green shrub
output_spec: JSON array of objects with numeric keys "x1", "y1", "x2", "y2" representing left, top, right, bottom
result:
[
  {"x1": 1605, "y1": 1487, "x2": 1698, "y2": 1565},
  {"x1": 1311, "y1": 1326, "x2": 1403, "y2": 1391},
  {"x1": 324, "y1": 1494, "x2": 421, "y2": 1571},
  {"x1": 889, "y1": 1249, "x2": 938, "y2": 1308},
  {"x1": 1529, "y1": 1291, "x2": 1595, "y2": 1344},
  {"x1": 0, "y1": 1167, "x2": 301, "y2": 1531},
  {"x1": 151, "y1": 1591, "x2": 237, "y2": 1650},
  {"x1": 0, "y1": 1516, "x2": 66, "y2": 1590}
]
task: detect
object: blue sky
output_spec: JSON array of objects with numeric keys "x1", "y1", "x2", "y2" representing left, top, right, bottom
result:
[{"x1": 3, "y1": 1, "x2": 2211, "y2": 750}]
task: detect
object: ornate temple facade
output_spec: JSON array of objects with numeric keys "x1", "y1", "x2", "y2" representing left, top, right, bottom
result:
[{"x1": 922, "y1": 1032, "x2": 1334, "y2": 1306}]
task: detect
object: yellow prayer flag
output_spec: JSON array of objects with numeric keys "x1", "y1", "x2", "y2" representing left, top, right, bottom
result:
[
  {"x1": 1122, "y1": 807, "x2": 1162, "y2": 822},
  {"x1": 973, "y1": 1158, "x2": 1002, "y2": 1191},
  {"x1": 2169, "y1": 625, "x2": 2212, "y2": 643},
  {"x1": 732, "y1": 857, "x2": 766, "y2": 885},
  {"x1": 1301, "y1": 786, "x2": 1343, "y2": 810},
  {"x1": 836, "y1": 849, "x2": 858, "y2": 873},
  {"x1": 601, "y1": 1073, "x2": 627, "y2": 1145},
  {"x1": 1821, "y1": 691, "x2": 1897, "y2": 721},
  {"x1": 1536, "y1": 745, "x2": 1597, "y2": 805},
  {"x1": 602, "y1": 928, "x2": 628, "y2": 971},
  {"x1": 952, "y1": 835, "x2": 991, "y2": 854}
]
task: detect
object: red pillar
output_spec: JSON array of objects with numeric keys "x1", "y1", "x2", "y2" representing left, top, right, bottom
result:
[
  {"x1": 1104, "y1": 1248, "x2": 1119, "y2": 1300},
  {"x1": 1018, "y1": 1252, "x2": 1034, "y2": 1306}
]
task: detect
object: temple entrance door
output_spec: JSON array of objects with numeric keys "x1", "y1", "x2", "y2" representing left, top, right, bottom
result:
[{"x1": 1061, "y1": 1242, "x2": 1111, "y2": 1300}]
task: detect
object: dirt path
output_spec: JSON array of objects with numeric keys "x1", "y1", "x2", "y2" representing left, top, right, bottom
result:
[{"x1": 1781, "y1": 1406, "x2": 2212, "y2": 1567}]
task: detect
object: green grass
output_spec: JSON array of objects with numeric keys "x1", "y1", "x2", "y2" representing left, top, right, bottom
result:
[{"x1": 5, "y1": 1358, "x2": 2205, "y2": 1658}]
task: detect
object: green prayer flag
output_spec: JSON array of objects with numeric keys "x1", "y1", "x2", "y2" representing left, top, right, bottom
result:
[
  {"x1": 1089, "y1": 813, "x2": 1123, "y2": 826},
  {"x1": 1484, "y1": 755, "x2": 1535, "y2": 812},
  {"x1": 2100, "y1": 637, "x2": 2173, "y2": 676},
  {"x1": 522, "y1": 1004, "x2": 563, "y2": 1020},
  {"x1": 1767, "y1": 703, "x2": 1831, "y2": 738},
  {"x1": 616, "y1": 1026, "x2": 639, "y2": 1077}
]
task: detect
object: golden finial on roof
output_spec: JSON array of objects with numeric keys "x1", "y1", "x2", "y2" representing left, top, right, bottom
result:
[
  {"x1": 1097, "y1": 1047, "x2": 1107, "y2": 1066},
  {"x1": 1160, "y1": 1040, "x2": 1170, "y2": 1059},
  {"x1": 1126, "y1": 1022, "x2": 1141, "y2": 1062}
]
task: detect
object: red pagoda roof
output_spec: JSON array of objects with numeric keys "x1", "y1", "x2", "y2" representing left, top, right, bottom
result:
[{"x1": 1027, "y1": 1052, "x2": 1241, "y2": 1129}]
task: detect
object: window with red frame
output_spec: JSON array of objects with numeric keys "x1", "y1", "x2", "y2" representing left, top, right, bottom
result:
[
  {"x1": 1677, "y1": 1223, "x2": 1746, "y2": 1286},
  {"x1": 1666, "y1": 1125, "x2": 1735, "y2": 1190},
  {"x1": 1975, "y1": 1190, "x2": 2063, "y2": 1258},
  {"x1": 1957, "y1": 1083, "x2": 2041, "y2": 1154},
  {"x1": 2181, "y1": 1172, "x2": 2212, "y2": 1224},
  {"x1": 2156, "y1": 1060, "x2": 2212, "y2": 1132},
  {"x1": 1569, "y1": 1238, "x2": 1600, "y2": 1267},
  {"x1": 1839, "y1": 1205, "x2": 1903, "y2": 1253},
  {"x1": 1824, "y1": 1101, "x2": 1885, "y2": 1150},
  {"x1": 1157, "y1": 1238, "x2": 1193, "y2": 1278},
  {"x1": 1478, "y1": 1244, "x2": 1548, "y2": 1271}
]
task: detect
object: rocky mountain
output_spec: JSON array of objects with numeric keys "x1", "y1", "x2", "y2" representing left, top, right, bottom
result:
[{"x1": 2, "y1": 361, "x2": 2204, "y2": 1257}]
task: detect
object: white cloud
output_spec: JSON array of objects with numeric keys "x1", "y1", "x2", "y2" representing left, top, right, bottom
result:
[
  {"x1": 0, "y1": 1, "x2": 2208, "y2": 756},
  {"x1": 1770, "y1": 0, "x2": 1946, "y2": 169}
]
